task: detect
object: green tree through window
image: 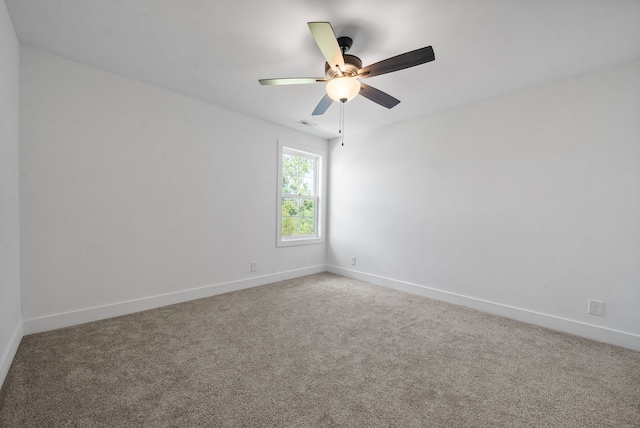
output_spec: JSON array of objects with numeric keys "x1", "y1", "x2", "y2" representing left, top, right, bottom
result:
[{"x1": 281, "y1": 151, "x2": 317, "y2": 237}]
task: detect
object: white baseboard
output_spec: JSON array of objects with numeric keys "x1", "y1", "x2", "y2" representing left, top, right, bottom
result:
[
  {"x1": 0, "y1": 321, "x2": 23, "y2": 390},
  {"x1": 327, "y1": 265, "x2": 640, "y2": 352},
  {"x1": 19, "y1": 264, "x2": 640, "y2": 352},
  {"x1": 23, "y1": 265, "x2": 326, "y2": 336}
]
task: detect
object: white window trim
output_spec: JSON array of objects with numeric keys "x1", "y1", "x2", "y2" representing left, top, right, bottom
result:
[{"x1": 277, "y1": 140, "x2": 326, "y2": 247}]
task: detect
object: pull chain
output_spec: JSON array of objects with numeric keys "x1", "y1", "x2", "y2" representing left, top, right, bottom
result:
[{"x1": 339, "y1": 98, "x2": 346, "y2": 146}]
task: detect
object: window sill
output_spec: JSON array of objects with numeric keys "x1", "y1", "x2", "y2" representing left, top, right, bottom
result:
[{"x1": 277, "y1": 236, "x2": 325, "y2": 247}]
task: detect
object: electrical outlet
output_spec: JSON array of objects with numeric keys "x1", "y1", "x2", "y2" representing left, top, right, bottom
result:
[
  {"x1": 250, "y1": 261, "x2": 257, "y2": 272},
  {"x1": 588, "y1": 299, "x2": 604, "y2": 316},
  {"x1": 350, "y1": 256, "x2": 356, "y2": 266}
]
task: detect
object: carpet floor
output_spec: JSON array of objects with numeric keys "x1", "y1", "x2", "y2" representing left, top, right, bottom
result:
[{"x1": 1, "y1": 273, "x2": 639, "y2": 427}]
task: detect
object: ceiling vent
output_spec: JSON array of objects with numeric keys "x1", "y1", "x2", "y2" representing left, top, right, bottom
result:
[{"x1": 297, "y1": 119, "x2": 318, "y2": 127}]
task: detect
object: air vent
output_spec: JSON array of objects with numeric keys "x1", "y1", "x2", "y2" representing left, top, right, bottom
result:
[{"x1": 297, "y1": 119, "x2": 318, "y2": 127}]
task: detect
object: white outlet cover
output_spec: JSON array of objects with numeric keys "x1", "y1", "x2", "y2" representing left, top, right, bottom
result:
[{"x1": 588, "y1": 299, "x2": 604, "y2": 316}]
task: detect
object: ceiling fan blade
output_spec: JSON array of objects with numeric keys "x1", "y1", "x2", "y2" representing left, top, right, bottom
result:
[
  {"x1": 358, "y1": 46, "x2": 435, "y2": 79},
  {"x1": 311, "y1": 94, "x2": 333, "y2": 116},
  {"x1": 308, "y1": 22, "x2": 345, "y2": 72},
  {"x1": 259, "y1": 78, "x2": 326, "y2": 86},
  {"x1": 359, "y1": 83, "x2": 401, "y2": 109}
]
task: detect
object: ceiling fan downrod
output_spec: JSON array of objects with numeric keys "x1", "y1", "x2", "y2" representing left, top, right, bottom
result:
[{"x1": 337, "y1": 36, "x2": 353, "y2": 55}]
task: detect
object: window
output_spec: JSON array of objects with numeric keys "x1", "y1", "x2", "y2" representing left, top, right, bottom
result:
[{"x1": 277, "y1": 140, "x2": 325, "y2": 247}]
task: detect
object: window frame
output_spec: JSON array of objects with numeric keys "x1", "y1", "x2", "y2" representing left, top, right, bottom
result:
[{"x1": 276, "y1": 140, "x2": 326, "y2": 247}]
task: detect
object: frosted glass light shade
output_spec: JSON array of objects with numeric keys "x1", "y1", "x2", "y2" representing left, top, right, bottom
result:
[{"x1": 326, "y1": 77, "x2": 361, "y2": 102}]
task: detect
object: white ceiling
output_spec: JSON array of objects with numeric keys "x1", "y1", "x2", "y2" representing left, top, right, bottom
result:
[{"x1": 6, "y1": 0, "x2": 640, "y2": 139}]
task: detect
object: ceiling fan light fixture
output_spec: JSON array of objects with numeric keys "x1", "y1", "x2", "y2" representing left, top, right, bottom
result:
[{"x1": 326, "y1": 77, "x2": 361, "y2": 102}]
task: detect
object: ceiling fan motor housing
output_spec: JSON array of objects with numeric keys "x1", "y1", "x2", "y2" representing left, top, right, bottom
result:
[{"x1": 325, "y1": 54, "x2": 362, "y2": 79}]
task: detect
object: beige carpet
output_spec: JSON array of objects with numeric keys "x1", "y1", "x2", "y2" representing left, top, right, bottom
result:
[{"x1": 1, "y1": 273, "x2": 639, "y2": 427}]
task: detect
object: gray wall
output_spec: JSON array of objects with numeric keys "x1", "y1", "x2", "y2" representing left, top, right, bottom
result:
[
  {"x1": 18, "y1": 46, "x2": 327, "y2": 331},
  {"x1": 328, "y1": 60, "x2": 640, "y2": 350},
  {"x1": 0, "y1": 0, "x2": 21, "y2": 387}
]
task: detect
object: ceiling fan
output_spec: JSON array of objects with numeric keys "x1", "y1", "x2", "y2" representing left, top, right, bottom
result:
[{"x1": 259, "y1": 22, "x2": 435, "y2": 116}]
